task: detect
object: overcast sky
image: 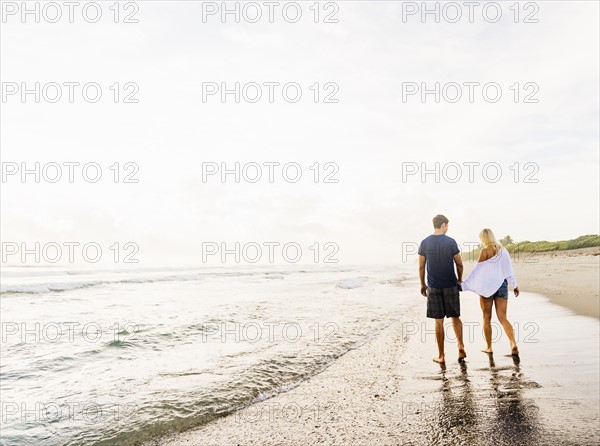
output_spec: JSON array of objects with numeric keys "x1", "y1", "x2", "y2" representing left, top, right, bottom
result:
[{"x1": 1, "y1": 1, "x2": 599, "y2": 266}]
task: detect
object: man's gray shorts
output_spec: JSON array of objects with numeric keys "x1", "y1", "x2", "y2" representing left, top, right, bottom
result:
[{"x1": 427, "y1": 286, "x2": 461, "y2": 319}]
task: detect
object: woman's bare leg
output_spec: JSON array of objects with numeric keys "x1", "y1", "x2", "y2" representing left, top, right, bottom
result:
[
  {"x1": 494, "y1": 298, "x2": 519, "y2": 354},
  {"x1": 480, "y1": 296, "x2": 494, "y2": 352}
]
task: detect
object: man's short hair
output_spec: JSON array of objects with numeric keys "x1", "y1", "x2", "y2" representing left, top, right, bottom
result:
[{"x1": 432, "y1": 214, "x2": 449, "y2": 229}]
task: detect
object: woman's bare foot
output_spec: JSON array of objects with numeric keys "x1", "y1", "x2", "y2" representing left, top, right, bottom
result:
[
  {"x1": 482, "y1": 347, "x2": 493, "y2": 353},
  {"x1": 433, "y1": 356, "x2": 445, "y2": 364},
  {"x1": 511, "y1": 345, "x2": 519, "y2": 356},
  {"x1": 458, "y1": 348, "x2": 467, "y2": 361}
]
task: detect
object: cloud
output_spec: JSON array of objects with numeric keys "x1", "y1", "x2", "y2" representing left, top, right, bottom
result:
[{"x1": 2, "y1": 1, "x2": 598, "y2": 266}]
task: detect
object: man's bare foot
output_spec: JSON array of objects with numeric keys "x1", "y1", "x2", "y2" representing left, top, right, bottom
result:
[
  {"x1": 458, "y1": 349, "x2": 467, "y2": 361},
  {"x1": 482, "y1": 348, "x2": 493, "y2": 353},
  {"x1": 511, "y1": 346, "x2": 519, "y2": 356},
  {"x1": 433, "y1": 356, "x2": 445, "y2": 364}
]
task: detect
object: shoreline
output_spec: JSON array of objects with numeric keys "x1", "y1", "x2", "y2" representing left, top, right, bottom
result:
[
  {"x1": 145, "y1": 301, "x2": 424, "y2": 446},
  {"x1": 148, "y1": 251, "x2": 600, "y2": 445},
  {"x1": 151, "y1": 289, "x2": 599, "y2": 446}
]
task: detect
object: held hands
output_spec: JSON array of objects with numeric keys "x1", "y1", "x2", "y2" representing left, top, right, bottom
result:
[
  {"x1": 420, "y1": 284, "x2": 427, "y2": 297},
  {"x1": 514, "y1": 287, "x2": 520, "y2": 297}
]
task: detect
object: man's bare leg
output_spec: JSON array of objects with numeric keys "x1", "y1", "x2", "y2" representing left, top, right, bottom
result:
[
  {"x1": 433, "y1": 318, "x2": 445, "y2": 363},
  {"x1": 495, "y1": 298, "x2": 519, "y2": 355},
  {"x1": 451, "y1": 317, "x2": 467, "y2": 361},
  {"x1": 480, "y1": 296, "x2": 494, "y2": 353}
]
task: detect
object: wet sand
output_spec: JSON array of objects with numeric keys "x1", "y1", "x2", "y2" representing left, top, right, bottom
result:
[{"x1": 151, "y1": 281, "x2": 600, "y2": 446}]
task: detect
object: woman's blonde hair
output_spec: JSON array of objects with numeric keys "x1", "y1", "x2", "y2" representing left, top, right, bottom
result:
[{"x1": 479, "y1": 228, "x2": 501, "y2": 251}]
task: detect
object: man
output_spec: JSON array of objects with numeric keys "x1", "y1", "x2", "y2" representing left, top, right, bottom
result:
[{"x1": 418, "y1": 214, "x2": 467, "y2": 363}]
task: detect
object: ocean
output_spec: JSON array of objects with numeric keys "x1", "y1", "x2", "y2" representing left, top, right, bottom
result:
[{"x1": 0, "y1": 264, "x2": 419, "y2": 445}]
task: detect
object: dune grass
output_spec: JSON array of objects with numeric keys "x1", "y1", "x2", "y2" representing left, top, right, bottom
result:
[{"x1": 463, "y1": 234, "x2": 600, "y2": 260}]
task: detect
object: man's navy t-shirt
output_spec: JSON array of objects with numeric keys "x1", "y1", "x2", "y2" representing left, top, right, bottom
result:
[{"x1": 418, "y1": 234, "x2": 460, "y2": 288}]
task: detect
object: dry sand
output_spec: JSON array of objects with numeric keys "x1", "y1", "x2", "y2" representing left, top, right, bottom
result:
[
  {"x1": 463, "y1": 247, "x2": 599, "y2": 318},
  {"x1": 509, "y1": 247, "x2": 599, "y2": 318},
  {"x1": 148, "y1": 251, "x2": 600, "y2": 446}
]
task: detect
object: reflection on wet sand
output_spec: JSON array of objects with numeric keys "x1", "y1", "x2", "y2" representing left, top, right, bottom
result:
[
  {"x1": 426, "y1": 356, "x2": 543, "y2": 446},
  {"x1": 427, "y1": 361, "x2": 479, "y2": 445},
  {"x1": 485, "y1": 354, "x2": 542, "y2": 446}
]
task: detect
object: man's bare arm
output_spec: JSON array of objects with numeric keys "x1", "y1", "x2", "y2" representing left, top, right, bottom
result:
[
  {"x1": 418, "y1": 255, "x2": 427, "y2": 297},
  {"x1": 453, "y1": 253, "x2": 464, "y2": 282}
]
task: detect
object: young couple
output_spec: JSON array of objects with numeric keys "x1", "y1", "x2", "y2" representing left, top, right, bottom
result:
[{"x1": 418, "y1": 214, "x2": 520, "y2": 364}]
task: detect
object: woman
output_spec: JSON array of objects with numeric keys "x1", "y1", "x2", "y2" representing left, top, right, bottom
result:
[{"x1": 462, "y1": 228, "x2": 520, "y2": 356}]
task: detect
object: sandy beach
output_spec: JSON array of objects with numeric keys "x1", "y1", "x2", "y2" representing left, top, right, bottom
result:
[
  {"x1": 507, "y1": 247, "x2": 600, "y2": 319},
  {"x1": 148, "y1": 251, "x2": 600, "y2": 446}
]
